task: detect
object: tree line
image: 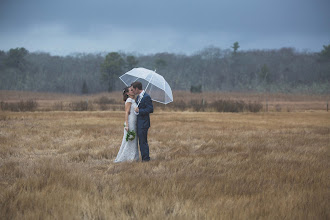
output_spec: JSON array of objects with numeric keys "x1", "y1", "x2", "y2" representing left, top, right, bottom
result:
[{"x1": 0, "y1": 43, "x2": 329, "y2": 94}]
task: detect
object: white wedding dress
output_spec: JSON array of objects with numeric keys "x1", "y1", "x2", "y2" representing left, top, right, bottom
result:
[{"x1": 114, "y1": 98, "x2": 139, "y2": 163}]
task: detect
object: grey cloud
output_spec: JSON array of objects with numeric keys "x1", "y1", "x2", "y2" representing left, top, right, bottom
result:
[{"x1": 0, "y1": 0, "x2": 329, "y2": 54}]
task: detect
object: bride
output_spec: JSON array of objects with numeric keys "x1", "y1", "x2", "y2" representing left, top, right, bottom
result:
[{"x1": 114, "y1": 86, "x2": 139, "y2": 163}]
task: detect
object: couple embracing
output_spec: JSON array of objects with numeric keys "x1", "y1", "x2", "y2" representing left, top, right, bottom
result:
[{"x1": 114, "y1": 81, "x2": 153, "y2": 163}]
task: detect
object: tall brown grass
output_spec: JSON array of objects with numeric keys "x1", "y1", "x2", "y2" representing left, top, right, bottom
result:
[
  {"x1": 0, "y1": 109, "x2": 329, "y2": 219},
  {"x1": 1, "y1": 90, "x2": 329, "y2": 111}
]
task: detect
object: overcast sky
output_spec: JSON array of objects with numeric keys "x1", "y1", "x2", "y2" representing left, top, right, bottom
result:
[{"x1": 0, "y1": 0, "x2": 329, "y2": 55}]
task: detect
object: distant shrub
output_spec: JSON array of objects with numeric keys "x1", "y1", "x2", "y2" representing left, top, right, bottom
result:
[
  {"x1": 98, "y1": 96, "x2": 116, "y2": 111},
  {"x1": 247, "y1": 101, "x2": 263, "y2": 112},
  {"x1": 275, "y1": 104, "x2": 282, "y2": 112},
  {"x1": 210, "y1": 100, "x2": 244, "y2": 112},
  {"x1": 190, "y1": 100, "x2": 207, "y2": 112},
  {"x1": 210, "y1": 100, "x2": 262, "y2": 113},
  {"x1": 190, "y1": 85, "x2": 202, "y2": 93},
  {"x1": 160, "y1": 99, "x2": 263, "y2": 113},
  {"x1": 99, "y1": 103, "x2": 108, "y2": 111},
  {"x1": 98, "y1": 96, "x2": 116, "y2": 104},
  {"x1": 69, "y1": 101, "x2": 89, "y2": 111},
  {"x1": 53, "y1": 102, "x2": 64, "y2": 111},
  {"x1": 173, "y1": 100, "x2": 187, "y2": 111},
  {"x1": 88, "y1": 103, "x2": 94, "y2": 111},
  {"x1": 153, "y1": 102, "x2": 166, "y2": 111},
  {"x1": 0, "y1": 100, "x2": 38, "y2": 112}
]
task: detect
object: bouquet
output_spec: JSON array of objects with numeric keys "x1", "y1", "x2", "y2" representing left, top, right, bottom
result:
[
  {"x1": 124, "y1": 123, "x2": 136, "y2": 141},
  {"x1": 126, "y1": 130, "x2": 136, "y2": 141}
]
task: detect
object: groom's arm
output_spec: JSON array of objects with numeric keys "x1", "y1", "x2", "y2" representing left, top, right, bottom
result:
[{"x1": 138, "y1": 95, "x2": 153, "y2": 116}]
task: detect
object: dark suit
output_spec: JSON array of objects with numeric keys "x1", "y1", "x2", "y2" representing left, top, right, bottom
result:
[{"x1": 136, "y1": 92, "x2": 153, "y2": 161}]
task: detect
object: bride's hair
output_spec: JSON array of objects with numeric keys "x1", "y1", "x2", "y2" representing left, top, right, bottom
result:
[{"x1": 123, "y1": 87, "x2": 130, "y2": 101}]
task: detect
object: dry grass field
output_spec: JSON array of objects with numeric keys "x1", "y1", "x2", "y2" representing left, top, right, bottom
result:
[
  {"x1": 0, "y1": 91, "x2": 329, "y2": 219},
  {"x1": 0, "y1": 90, "x2": 329, "y2": 111}
]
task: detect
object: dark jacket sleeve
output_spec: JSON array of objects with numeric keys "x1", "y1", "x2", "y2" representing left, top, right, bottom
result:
[{"x1": 139, "y1": 95, "x2": 153, "y2": 116}]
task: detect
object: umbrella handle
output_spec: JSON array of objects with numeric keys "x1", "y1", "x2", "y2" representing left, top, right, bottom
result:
[{"x1": 137, "y1": 73, "x2": 154, "y2": 107}]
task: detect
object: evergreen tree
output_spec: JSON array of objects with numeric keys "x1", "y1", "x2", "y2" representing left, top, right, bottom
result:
[
  {"x1": 320, "y1": 44, "x2": 330, "y2": 59},
  {"x1": 126, "y1": 55, "x2": 139, "y2": 70},
  {"x1": 101, "y1": 52, "x2": 125, "y2": 92},
  {"x1": 232, "y1": 42, "x2": 240, "y2": 54},
  {"x1": 82, "y1": 80, "x2": 89, "y2": 94}
]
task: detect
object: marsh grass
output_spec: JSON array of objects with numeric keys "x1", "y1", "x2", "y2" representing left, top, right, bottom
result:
[
  {"x1": 0, "y1": 100, "x2": 38, "y2": 112},
  {"x1": 1, "y1": 90, "x2": 329, "y2": 112},
  {"x1": 0, "y1": 109, "x2": 329, "y2": 219}
]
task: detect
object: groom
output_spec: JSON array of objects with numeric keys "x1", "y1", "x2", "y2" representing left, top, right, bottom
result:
[{"x1": 131, "y1": 81, "x2": 153, "y2": 162}]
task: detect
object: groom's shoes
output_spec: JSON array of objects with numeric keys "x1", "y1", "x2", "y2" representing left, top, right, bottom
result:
[{"x1": 142, "y1": 156, "x2": 150, "y2": 162}]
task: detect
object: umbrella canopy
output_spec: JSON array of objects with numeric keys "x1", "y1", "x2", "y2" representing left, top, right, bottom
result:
[{"x1": 119, "y1": 67, "x2": 173, "y2": 104}]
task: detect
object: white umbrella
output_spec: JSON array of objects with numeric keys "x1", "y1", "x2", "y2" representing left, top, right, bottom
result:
[{"x1": 119, "y1": 67, "x2": 173, "y2": 105}]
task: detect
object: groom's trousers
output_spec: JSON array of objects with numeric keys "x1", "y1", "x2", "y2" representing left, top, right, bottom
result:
[{"x1": 138, "y1": 127, "x2": 150, "y2": 161}]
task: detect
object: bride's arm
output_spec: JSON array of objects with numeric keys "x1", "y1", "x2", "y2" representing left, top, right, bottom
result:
[{"x1": 124, "y1": 102, "x2": 131, "y2": 131}]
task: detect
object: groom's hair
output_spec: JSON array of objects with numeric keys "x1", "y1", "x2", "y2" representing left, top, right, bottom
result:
[{"x1": 131, "y1": 81, "x2": 142, "y2": 90}]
